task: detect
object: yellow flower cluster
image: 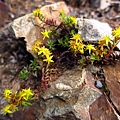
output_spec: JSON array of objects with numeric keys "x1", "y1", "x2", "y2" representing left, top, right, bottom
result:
[
  {"x1": 69, "y1": 16, "x2": 77, "y2": 25},
  {"x1": 3, "y1": 89, "x2": 12, "y2": 100},
  {"x1": 32, "y1": 40, "x2": 54, "y2": 65},
  {"x1": 69, "y1": 33, "x2": 114, "y2": 60},
  {"x1": 33, "y1": 8, "x2": 43, "y2": 17},
  {"x1": 86, "y1": 44, "x2": 96, "y2": 54},
  {"x1": 98, "y1": 36, "x2": 113, "y2": 48},
  {"x1": 2, "y1": 88, "x2": 34, "y2": 115},
  {"x1": 32, "y1": 40, "x2": 42, "y2": 53},
  {"x1": 97, "y1": 36, "x2": 113, "y2": 57},
  {"x1": 3, "y1": 104, "x2": 18, "y2": 115},
  {"x1": 112, "y1": 26, "x2": 120, "y2": 38},
  {"x1": 70, "y1": 34, "x2": 97, "y2": 54},
  {"x1": 70, "y1": 34, "x2": 85, "y2": 54}
]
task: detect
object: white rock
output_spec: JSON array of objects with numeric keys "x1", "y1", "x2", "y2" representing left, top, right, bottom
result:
[
  {"x1": 116, "y1": 41, "x2": 120, "y2": 50},
  {"x1": 100, "y1": 0, "x2": 111, "y2": 9},
  {"x1": 55, "y1": 83, "x2": 72, "y2": 90},
  {"x1": 75, "y1": 18, "x2": 113, "y2": 42}
]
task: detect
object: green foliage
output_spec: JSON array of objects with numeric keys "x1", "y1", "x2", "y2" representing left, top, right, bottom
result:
[
  {"x1": 90, "y1": 53, "x2": 98, "y2": 64},
  {"x1": 46, "y1": 40, "x2": 56, "y2": 51},
  {"x1": 29, "y1": 59, "x2": 40, "y2": 76},
  {"x1": 19, "y1": 67, "x2": 30, "y2": 80},
  {"x1": 79, "y1": 58, "x2": 86, "y2": 65},
  {"x1": 70, "y1": 29, "x2": 76, "y2": 35},
  {"x1": 58, "y1": 36, "x2": 69, "y2": 48},
  {"x1": 29, "y1": 59, "x2": 40, "y2": 71},
  {"x1": 19, "y1": 59, "x2": 40, "y2": 80}
]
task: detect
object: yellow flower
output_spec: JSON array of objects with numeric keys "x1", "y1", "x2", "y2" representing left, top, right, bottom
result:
[
  {"x1": 37, "y1": 46, "x2": 46, "y2": 55},
  {"x1": 3, "y1": 89, "x2": 12, "y2": 100},
  {"x1": 3, "y1": 105, "x2": 13, "y2": 115},
  {"x1": 99, "y1": 48, "x2": 108, "y2": 58},
  {"x1": 32, "y1": 45, "x2": 39, "y2": 53},
  {"x1": 112, "y1": 26, "x2": 120, "y2": 38},
  {"x1": 86, "y1": 44, "x2": 96, "y2": 54},
  {"x1": 70, "y1": 42, "x2": 77, "y2": 53},
  {"x1": 70, "y1": 34, "x2": 82, "y2": 42},
  {"x1": 38, "y1": 46, "x2": 52, "y2": 57},
  {"x1": 98, "y1": 40, "x2": 106, "y2": 50},
  {"x1": 43, "y1": 48, "x2": 52, "y2": 57},
  {"x1": 99, "y1": 36, "x2": 113, "y2": 46},
  {"x1": 78, "y1": 43, "x2": 85, "y2": 54},
  {"x1": 41, "y1": 29, "x2": 51, "y2": 40},
  {"x1": 33, "y1": 8, "x2": 43, "y2": 17},
  {"x1": 32, "y1": 40, "x2": 42, "y2": 53},
  {"x1": 21, "y1": 88, "x2": 34, "y2": 101},
  {"x1": 34, "y1": 40, "x2": 42, "y2": 46},
  {"x1": 70, "y1": 16, "x2": 77, "y2": 24},
  {"x1": 18, "y1": 90, "x2": 25, "y2": 100},
  {"x1": 70, "y1": 40, "x2": 76, "y2": 48},
  {"x1": 60, "y1": 9, "x2": 65, "y2": 16},
  {"x1": 69, "y1": 40, "x2": 85, "y2": 54},
  {"x1": 3, "y1": 104, "x2": 18, "y2": 115},
  {"x1": 43, "y1": 55, "x2": 54, "y2": 65}
]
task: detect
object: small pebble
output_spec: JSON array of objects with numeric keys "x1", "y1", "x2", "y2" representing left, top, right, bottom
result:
[
  {"x1": 0, "y1": 98, "x2": 6, "y2": 105},
  {"x1": 10, "y1": 58, "x2": 17, "y2": 64},
  {"x1": 0, "y1": 58, "x2": 4, "y2": 64},
  {"x1": 18, "y1": 54, "x2": 23, "y2": 60},
  {"x1": 95, "y1": 80, "x2": 103, "y2": 89}
]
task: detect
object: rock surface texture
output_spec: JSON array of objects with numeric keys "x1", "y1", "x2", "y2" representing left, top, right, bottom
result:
[
  {"x1": 10, "y1": 65, "x2": 120, "y2": 120},
  {"x1": 103, "y1": 63, "x2": 120, "y2": 119},
  {"x1": 75, "y1": 18, "x2": 112, "y2": 42},
  {"x1": 0, "y1": 1, "x2": 9, "y2": 27}
]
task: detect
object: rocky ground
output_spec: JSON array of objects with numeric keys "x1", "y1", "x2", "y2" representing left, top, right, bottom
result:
[{"x1": 0, "y1": 0, "x2": 120, "y2": 120}]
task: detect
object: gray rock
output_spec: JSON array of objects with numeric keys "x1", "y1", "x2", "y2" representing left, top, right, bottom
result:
[
  {"x1": 10, "y1": 56, "x2": 17, "y2": 64},
  {"x1": 89, "y1": 0, "x2": 111, "y2": 9},
  {"x1": 36, "y1": 67, "x2": 102, "y2": 120},
  {"x1": 89, "y1": 0, "x2": 101, "y2": 8},
  {"x1": 100, "y1": 0, "x2": 111, "y2": 9},
  {"x1": 75, "y1": 18, "x2": 113, "y2": 42},
  {"x1": 0, "y1": 98, "x2": 6, "y2": 106},
  {"x1": 95, "y1": 80, "x2": 103, "y2": 89}
]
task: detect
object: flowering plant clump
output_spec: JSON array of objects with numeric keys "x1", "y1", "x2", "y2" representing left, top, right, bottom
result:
[
  {"x1": 32, "y1": 9, "x2": 77, "y2": 67},
  {"x1": 32, "y1": 8, "x2": 120, "y2": 66},
  {"x1": 2, "y1": 8, "x2": 120, "y2": 116},
  {"x1": 2, "y1": 88, "x2": 34, "y2": 115},
  {"x1": 69, "y1": 34, "x2": 85, "y2": 54},
  {"x1": 32, "y1": 40, "x2": 54, "y2": 67}
]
